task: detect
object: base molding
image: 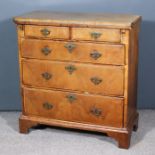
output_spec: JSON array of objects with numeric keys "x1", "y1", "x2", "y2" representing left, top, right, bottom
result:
[{"x1": 19, "y1": 113, "x2": 138, "y2": 149}]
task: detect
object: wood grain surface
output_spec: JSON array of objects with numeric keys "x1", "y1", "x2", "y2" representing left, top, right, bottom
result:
[
  {"x1": 14, "y1": 11, "x2": 141, "y2": 149},
  {"x1": 14, "y1": 11, "x2": 141, "y2": 28},
  {"x1": 22, "y1": 59, "x2": 124, "y2": 96},
  {"x1": 23, "y1": 87, "x2": 124, "y2": 127},
  {"x1": 25, "y1": 25, "x2": 69, "y2": 39},
  {"x1": 21, "y1": 39, "x2": 125, "y2": 65}
]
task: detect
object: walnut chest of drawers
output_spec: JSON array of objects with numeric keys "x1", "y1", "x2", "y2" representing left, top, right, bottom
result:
[{"x1": 14, "y1": 11, "x2": 141, "y2": 149}]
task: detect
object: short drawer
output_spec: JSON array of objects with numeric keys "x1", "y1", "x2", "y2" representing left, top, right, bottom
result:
[
  {"x1": 21, "y1": 39, "x2": 125, "y2": 65},
  {"x1": 23, "y1": 87, "x2": 124, "y2": 128},
  {"x1": 25, "y1": 25, "x2": 69, "y2": 39},
  {"x1": 22, "y1": 59, "x2": 124, "y2": 96},
  {"x1": 72, "y1": 28, "x2": 121, "y2": 42}
]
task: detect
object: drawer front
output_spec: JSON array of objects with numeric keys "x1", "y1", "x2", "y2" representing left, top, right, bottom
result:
[
  {"x1": 22, "y1": 59, "x2": 124, "y2": 96},
  {"x1": 21, "y1": 39, "x2": 125, "y2": 65},
  {"x1": 23, "y1": 88, "x2": 124, "y2": 127},
  {"x1": 72, "y1": 28, "x2": 121, "y2": 42},
  {"x1": 25, "y1": 25, "x2": 69, "y2": 39}
]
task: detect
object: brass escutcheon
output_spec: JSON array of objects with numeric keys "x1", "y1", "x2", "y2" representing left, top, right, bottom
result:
[
  {"x1": 90, "y1": 77, "x2": 102, "y2": 85},
  {"x1": 65, "y1": 65, "x2": 76, "y2": 74},
  {"x1": 90, "y1": 32, "x2": 102, "y2": 39},
  {"x1": 43, "y1": 102, "x2": 53, "y2": 110},
  {"x1": 66, "y1": 94, "x2": 77, "y2": 103},
  {"x1": 41, "y1": 46, "x2": 52, "y2": 55},
  {"x1": 90, "y1": 51, "x2": 102, "y2": 60},
  {"x1": 64, "y1": 42, "x2": 76, "y2": 53},
  {"x1": 42, "y1": 72, "x2": 52, "y2": 80},
  {"x1": 40, "y1": 28, "x2": 50, "y2": 36},
  {"x1": 90, "y1": 107, "x2": 102, "y2": 117}
]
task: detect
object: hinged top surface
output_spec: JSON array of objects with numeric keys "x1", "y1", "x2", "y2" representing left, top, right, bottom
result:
[{"x1": 14, "y1": 11, "x2": 141, "y2": 28}]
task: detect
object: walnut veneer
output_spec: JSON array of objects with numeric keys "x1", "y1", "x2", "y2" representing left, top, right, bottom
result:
[{"x1": 14, "y1": 11, "x2": 141, "y2": 149}]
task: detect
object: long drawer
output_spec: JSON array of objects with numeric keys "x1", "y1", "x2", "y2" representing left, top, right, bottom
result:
[
  {"x1": 22, "y1": 59, "x2": 124, "y2": 96},
  {"x1": 21, "y1": 39, "x2": 125, "y2": 65},
  {"x1": 23, "y1": 87, "x2": 124, "y2": 127}
]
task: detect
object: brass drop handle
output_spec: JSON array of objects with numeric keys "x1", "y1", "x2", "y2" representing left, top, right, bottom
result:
[
  {"x1": 65, "y1": 65, "x2": 76, "y2": 74},
  {"x1": 43, "y1": 102, "x2": 53, "y2": 110},
  {"x1": 40, "y1": 28, "x2": 51, "y2": 36},
  {"x1": 42, "y1": 72, "x2": 52, "y2": 80},
  {"x1": 90, "y1": 32, "x2": 102, "y2": 39},
  {"x1": 41, "y1": 46, "x2": 52, "y2": 55},
  {"x1": 66, "y1": 94, "x2": 77, "y2": 103},
  {"x1": 90, "y1": 77, "x2": 102, "y2": 85},
  {"x1": 64, "y1": 43, "x2": 76, "y2": 53},
  {"x1": 90, "y1": 51, "x2": 102, "y2": 60},
  {"x1": 90, "y1": 107, "x2": 102, "y2": 117}
]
